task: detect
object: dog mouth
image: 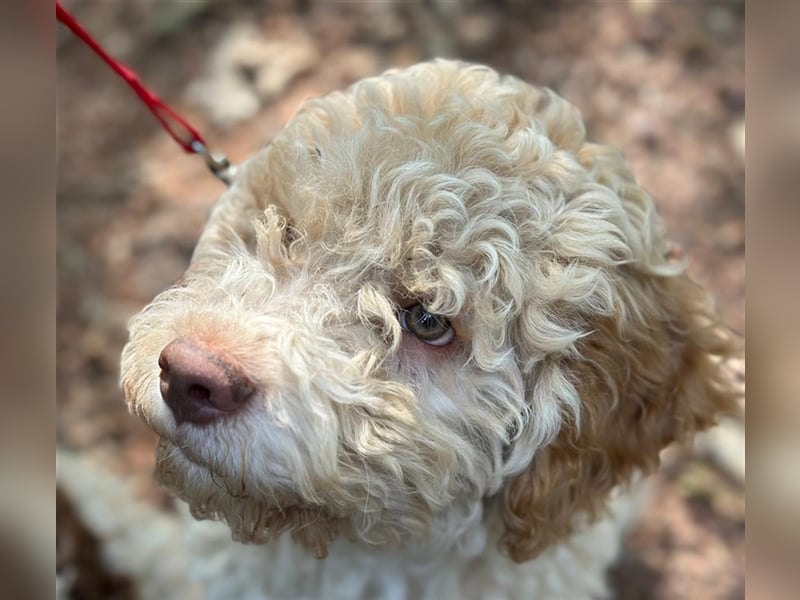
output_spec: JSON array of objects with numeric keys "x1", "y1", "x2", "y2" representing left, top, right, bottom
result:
[
  {"x1": 155, "y1": 437, "x2": 264, "y2": 502},
  {"x1": 154, "y1": 438, "x2": 344, "y2": 553}
]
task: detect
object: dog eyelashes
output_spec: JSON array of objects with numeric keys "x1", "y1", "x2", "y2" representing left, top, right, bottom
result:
[{"x1": 398, "y1": 304, "x2": 455, "y2": 346}]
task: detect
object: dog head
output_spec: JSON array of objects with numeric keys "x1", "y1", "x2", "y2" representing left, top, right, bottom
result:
[{"x1": 121, "y1": 60, "x2": 739, "y2": 560}]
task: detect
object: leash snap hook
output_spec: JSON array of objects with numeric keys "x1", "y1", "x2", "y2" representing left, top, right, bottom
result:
[{"x1": 190, "y1": 141, "x2": 237, "y2": 186}]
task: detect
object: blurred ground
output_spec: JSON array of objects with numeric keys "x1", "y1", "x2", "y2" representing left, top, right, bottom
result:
[{"x1": 56, "y1": 1, "x2": 744, "y2": 598}]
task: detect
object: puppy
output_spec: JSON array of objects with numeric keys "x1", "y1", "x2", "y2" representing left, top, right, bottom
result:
[{"x1": 121, "y1": 60, "x2": 740, "y2": 599}]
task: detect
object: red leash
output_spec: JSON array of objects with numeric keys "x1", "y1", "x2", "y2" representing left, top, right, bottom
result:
[{"x1": 56, "y1": 0, "x2": 235, "y2": 184}]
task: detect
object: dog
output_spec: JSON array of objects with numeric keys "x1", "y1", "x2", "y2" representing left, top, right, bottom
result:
[{"x1": 120, "y1": 59, "x2": 740, "y2": 599}]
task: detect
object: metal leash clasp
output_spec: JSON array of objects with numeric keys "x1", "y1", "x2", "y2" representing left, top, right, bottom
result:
[
  {"x1": 57, "y1": 1, "x2": 237, "y2": 188},
  {"x1": 191, "y1": 141, "x2": 237, "y2": 186}
]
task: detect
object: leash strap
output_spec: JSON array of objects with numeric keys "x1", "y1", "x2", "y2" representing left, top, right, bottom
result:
[{"x1": 56, "y1": 0, "x2": 235, "y2": 184}]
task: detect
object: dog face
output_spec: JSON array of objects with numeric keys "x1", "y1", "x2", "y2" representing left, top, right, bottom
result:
[{"x1": 121, "y1": 60, "x2": 738, "y2": 560}]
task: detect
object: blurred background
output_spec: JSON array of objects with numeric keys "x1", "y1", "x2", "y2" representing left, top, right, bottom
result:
[{"x1": 56, "y1": 1, "x2": 745, "y2": 598}]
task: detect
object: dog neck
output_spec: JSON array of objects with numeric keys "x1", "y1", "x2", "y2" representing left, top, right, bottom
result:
[{"x1": 180, "y1": 489, "x2": 634, "y2": 600}]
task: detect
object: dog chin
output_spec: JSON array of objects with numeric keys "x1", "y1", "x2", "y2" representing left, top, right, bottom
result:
[{"x1": 154, "y1": 438, "x2": 345, "y2": 556}]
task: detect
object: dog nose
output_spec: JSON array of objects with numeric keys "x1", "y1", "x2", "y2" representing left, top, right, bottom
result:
[{"x1": 158, "y1": 337, "x2": 253, "y2": 425}]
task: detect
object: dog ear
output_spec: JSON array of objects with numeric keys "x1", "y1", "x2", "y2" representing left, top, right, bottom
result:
[
  {"x1": 486, "y1": 118, "x2": 743, "y2": 561},
  {"x1": 500, "y1": 267, "x2": 741, "y2": 562}
]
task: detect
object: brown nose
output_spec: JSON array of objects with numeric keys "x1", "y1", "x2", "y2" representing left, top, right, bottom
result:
[{"x1": 158, "y1": 337, "x2": 253, "y2": 425}]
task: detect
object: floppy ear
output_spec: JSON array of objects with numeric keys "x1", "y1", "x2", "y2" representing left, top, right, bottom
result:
[{"x1": 499, "y1": 144, "x2": 741, "y2": 563}]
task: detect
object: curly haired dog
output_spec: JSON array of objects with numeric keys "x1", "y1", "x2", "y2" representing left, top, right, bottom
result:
[{"x1": 120, "y1": 60, "x2": 739, "y2": 599}]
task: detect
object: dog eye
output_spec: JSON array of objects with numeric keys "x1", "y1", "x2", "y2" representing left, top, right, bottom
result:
[{"x1": 399, "y1": 304, "x2": 455, "y2": 346}]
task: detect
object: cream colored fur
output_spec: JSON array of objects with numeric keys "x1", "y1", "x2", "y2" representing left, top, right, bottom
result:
[{"x1": 117, "y1": 60, "x2": 739, "y2": 599}]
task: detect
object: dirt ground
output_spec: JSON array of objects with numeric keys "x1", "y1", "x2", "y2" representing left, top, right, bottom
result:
[{"x1": 57, "y1": 1, "x2": 744, "y2": 598}]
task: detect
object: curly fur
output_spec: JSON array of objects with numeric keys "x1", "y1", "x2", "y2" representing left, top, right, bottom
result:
[{"x1": 120, "y1": 60, "x2": 740, "y2": 598}]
